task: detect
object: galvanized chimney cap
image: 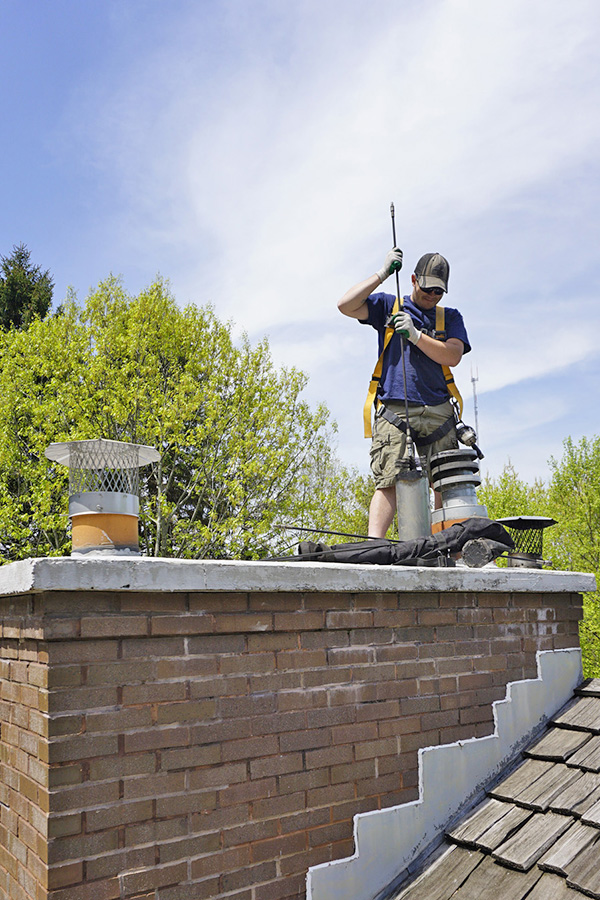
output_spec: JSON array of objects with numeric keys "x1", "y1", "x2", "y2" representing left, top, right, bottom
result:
[{"x1": 45, "y1": 438, "x2": 160, "y2": 468}]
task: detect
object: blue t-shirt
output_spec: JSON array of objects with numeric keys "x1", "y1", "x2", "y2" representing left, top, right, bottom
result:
[{"x1": 361, "y1": 293, "x2": 471, "y2": 405}]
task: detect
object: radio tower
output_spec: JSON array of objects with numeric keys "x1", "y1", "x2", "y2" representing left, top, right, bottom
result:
[{"x1": 471, "y1": 367, "x2": 480, "y2": 439}]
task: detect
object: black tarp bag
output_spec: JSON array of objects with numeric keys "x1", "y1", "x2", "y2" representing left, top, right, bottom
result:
[{"x1": 296, "y1": 518, "x2": 514, "y2": 567}]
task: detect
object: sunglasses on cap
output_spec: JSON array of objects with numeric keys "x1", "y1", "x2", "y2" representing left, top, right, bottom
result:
[{"x1": 420, "y1": 286, "x2": 444, "y2": 296}]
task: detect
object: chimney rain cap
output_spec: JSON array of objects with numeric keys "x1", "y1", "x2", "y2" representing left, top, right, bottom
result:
[{"x1": 45, "y1": 438, "x2": 160, "y2": 468}]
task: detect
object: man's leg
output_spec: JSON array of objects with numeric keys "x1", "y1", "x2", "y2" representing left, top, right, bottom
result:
[{"x1": 368, "y1": 485, "x2": 396, "y2": 537}]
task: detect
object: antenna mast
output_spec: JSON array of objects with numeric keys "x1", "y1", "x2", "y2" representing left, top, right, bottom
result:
[{"x1": 471, "y1": 366, "x2": 480, "y2": 439}]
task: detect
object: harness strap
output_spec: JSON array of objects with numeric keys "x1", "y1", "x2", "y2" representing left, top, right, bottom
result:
[
  {"x1": 362, "y1": 301, "x2": 465, "y2": 438},
  {"x1": 378, "y1": 405, "x2": 456, "y2": 448},
  {"x1": 436, "y1": 306, "x2": 464, "y2": 418},
  {"x1": 363, "y1": 296, "x2": 400, "y2": 438}
]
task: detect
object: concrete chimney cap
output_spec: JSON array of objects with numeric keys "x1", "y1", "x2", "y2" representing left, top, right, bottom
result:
[{"x1": 45, "y1": 438, "x2": 160, "y2": 468}]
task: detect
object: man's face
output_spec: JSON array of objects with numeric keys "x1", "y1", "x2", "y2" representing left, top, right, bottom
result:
[{"x1": 411, "y1": 274, "x2": 445, "y2": 310}]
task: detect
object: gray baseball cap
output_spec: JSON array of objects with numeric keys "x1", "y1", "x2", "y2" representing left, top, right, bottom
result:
[{"x1": 414, "y1": 253, "x2": 449, "y2": 292}]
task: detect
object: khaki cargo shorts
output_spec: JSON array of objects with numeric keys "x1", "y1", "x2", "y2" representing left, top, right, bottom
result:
[{"x1": 370, "y1": 399, "x2": 457, "y2": 489}]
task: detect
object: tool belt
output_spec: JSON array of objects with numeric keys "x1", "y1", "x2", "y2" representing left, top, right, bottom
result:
[{"x1": 377, "y1": 403, "x2": 455, "y2": 448}]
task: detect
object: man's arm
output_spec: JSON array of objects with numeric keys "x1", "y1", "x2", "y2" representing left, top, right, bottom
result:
[
  {"x1": 338, "y1": 248, "x2": 403, "y2": 321},
  {"x1": 337, "y1": 274, "x2": 381, "y2": 320},
  {"x1": 416, "y1": 334, "x2": 464, "y2": 367},
  {"x1": 391, "y1": 311, "x2": 465, "y2": 366}
]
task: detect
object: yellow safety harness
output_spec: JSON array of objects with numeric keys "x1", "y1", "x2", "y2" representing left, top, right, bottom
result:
[
  {"x1": 362, "y1": 301, "x2": 463, "y2": 439},
  {"x1": 436, "y1": 305, "x2": 464, "y2": 420}
]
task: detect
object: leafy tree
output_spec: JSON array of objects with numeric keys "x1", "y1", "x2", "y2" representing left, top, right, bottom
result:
[
  {"x1": 0, "y1": 243, "x2": 53, "y2": 329},
  {"x1": 478, "y1": 462, "x2": 548, "y2": 521},
  {"x1": 0, "y1": 276, "x2": 363, "y2": 561},
  {"x1": 545, "y1": 437, "x2": 600, "y2": 676},
  {"x1": 479, "y1": 448, "x2": 600, "y2": 677}
]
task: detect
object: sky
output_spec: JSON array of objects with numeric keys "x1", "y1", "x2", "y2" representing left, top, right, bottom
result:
[{"x1": 1, "y1": 0, "x2": 600, "y2": 485}]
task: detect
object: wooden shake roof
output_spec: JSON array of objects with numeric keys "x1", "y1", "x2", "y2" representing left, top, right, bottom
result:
[{"x1": 389, "y1": 679, "x2": 600, "y2": 899}]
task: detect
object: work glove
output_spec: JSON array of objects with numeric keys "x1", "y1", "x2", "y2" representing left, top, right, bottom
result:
[
  {"x1": 376, "y1": 247, "x2": 403, "y2": 283},
  {"x1": 390, "y1": 311, "x2": 421, "y2": 344}
]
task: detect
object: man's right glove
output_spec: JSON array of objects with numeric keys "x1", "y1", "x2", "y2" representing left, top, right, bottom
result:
[
  {"x1": 390, "y1": 311, "x2": 421, "y2": 344},
  {"x1": 376, "y1": 247, "x2": 403, "y2": 284}
]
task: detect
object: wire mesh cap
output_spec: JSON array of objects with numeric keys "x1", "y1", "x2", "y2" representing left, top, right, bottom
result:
[
  {"x1": 45, "y1": 439, "x2": 160, "y2": 496},
  {"x1": 497, "y1": 516, "x2": 557, "y2": 557}
]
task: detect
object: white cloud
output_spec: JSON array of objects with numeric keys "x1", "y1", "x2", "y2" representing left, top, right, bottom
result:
[{"x1": 55, "y1": 0, "x2": 600, "y2": 479}]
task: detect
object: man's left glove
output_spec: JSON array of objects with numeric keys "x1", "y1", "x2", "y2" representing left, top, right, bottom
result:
[
  {"x1": 390, "y1": 311, "x2": 421, "y2": 344},
  {"x1": 376, "y1": 248, "x2": 403, "y2": 284}
]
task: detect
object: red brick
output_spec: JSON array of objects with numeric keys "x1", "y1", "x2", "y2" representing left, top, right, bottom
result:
[
  {"x1": 305, "y1": 744, "x2": 354, "y2": 769},
  {"x1": 157, "y1": 657, "x2": 218, "y2": 680},
  {"x1": 120, "y1": 592, "x2": 187, "y2": 612},
  {"x1": 249, "y1": 753, "x2": 303, "y2": 779},
  {"x1": 159, "y1": 878, "x2": 222, "y2": 900},
  {"x1": 250, "y1": 669, "x2": 304, "y2": 703},
  {"x1": 49, "y1": 733, "x2": 119, "y2": 763},
  {"x1": 279, "y1": 728, "x2": 331, "y2": 753},
  {"x1": 247, "y1": 591, "x2": 300, "y2": 611},
  {"x1": 273, "y1": 611, "x2": 324, "y2": 630},
  {"x1": 418, "y1": 608, "x2": 457, "y2": 626},
  {"x1": 326, "y1": 647, "x2": 373, "y2": 665},
  {"x1": 122, "y1": 636, "x2": 186, "y2": 658},
  {"x1": 80, "y1": 615, "x2": 148, "y2": 638},
  {"x1": 85, "y1": 706, "x2": 153, "y2": 732},
  {"x1": 49, "y1": 641, "x2": 120, "y2": 664},
  {"x1": 306, "y1": 706, "x2": 355, "y2": 729},
  {"x1": 254, "y1": 873, "x2": 305, "y2": 900},
  {"x1": 373, "y1": 609, "x2": 416, "y2": 627},
  {"x1": 221, "y1": 861, "x2": 277, "y2": 893},
  {"x1": 326, "y1": 611, "x2": 373, "y2": 629},
  {"x1": 252, "y1": 832, "x2": 306, "y2": 863},
  {"x1": 356, "y1": 700, "x2": 400, "y2": 722},
  {"x1": 160, "y1": 832, "x2": 221, "y2": 861},
  {"x1": 219, "y1": 652, "x2": 275, "y2": 674},
  {"x1": 252, "y1": 710, "x2": 307, "y2": 736},
  {"x1": 45, "y1": 877, "x2": 121, "y2": 900},
  {"x1": 48, "y1": 829, "x2": 119, "y2": 864},
  {"x1": 216, "y1": 613, "x2": 273, "y2": 633},
  {"x1": 332, "y1": 722, "x2": 377, "y2": 745},
  {"x1": 120, "y1": 861, "x2": 188, "y2": 895},
  {"x1": 252, "y1": 791, "x2": 305, "y2": 820},
  {"x1": 328, "y1": 683, "x2": 378, "y2": 705},
  {"x1": 123, "y1": 681, "x2": 186, "y2": 706},
  {"x1": 156, "y1": 790, "x2": 217, "y2": 817},
  {"x1": 280, "y1": 768, "x2": 329, "y2": 795},
  {"x1": 123, "y1": 770, "x2": 186, "y2": 799},
  {"x1": 49, "y1": 686, "x2": 119, "y2": 713},
  {"x1": 185, "y1": 634, "x2": 246, "y2": 656},
  {"x1": 189, "y1": 762, "x2": 247, "y2": 790},
  {"x1": 190, "y1": 591, "x2": 248, "y2": 612},
  {"x1": 123, "y1": 726, "x2": 189, "y2": 753},
  {"x1": 156, "y1": 700, "x2": 217, "y2": 725},
  {"x1": 300, "y1": 630, "x2": 350, "y2": 649},
  {"x1": 221, "y1": 735, "x2": 279, "y2": 762},
  {"x1": 247, "y1": 632, "x2": 297, "y2": 652},
  {"x1": 190, "y1": 846, "x2": 251, "y2": 879},
  {"x1": 218, "y1": 695, "x2": 276, "y2": 719}
]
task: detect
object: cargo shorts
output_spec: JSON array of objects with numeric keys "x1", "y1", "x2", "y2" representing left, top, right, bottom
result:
[{"x1": 370, "y1": 399, "x2": 458, "y2": 489}]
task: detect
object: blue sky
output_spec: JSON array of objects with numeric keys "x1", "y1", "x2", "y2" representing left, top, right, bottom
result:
[{"x1": 2, "y1": 0, "x2": 600, "y2": 484}]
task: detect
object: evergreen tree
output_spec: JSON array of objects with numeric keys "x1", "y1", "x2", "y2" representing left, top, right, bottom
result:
[{"x1": 0, "y1": 243, "x2": 53, "y2": 329}]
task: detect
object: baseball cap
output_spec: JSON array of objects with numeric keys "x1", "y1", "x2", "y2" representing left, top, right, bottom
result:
[{"x1": 414, "y1": 253, "x2": 449, "y2": 293}]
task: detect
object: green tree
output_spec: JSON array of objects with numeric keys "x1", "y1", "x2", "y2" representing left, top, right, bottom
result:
[
  {"x1": 0, "y1": 243, "x2": 53, "y2": 329},
  {"x1": 479, "y1": 448, "x2": 600, "y2": 677},
  {"x1": 478, "y1": 462, "x2": 548, "y2": 521},
  {"x1": 546, "y1": 437, "x2": 600, "y2": 676},
  {"x1": 0, "y1": 276, "x2": 362, "y2": 561}
]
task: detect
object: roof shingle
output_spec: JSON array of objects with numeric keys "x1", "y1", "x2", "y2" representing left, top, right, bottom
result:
[{"x1": 389, "y1": 683, "x2": 600, "y2": 900}]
